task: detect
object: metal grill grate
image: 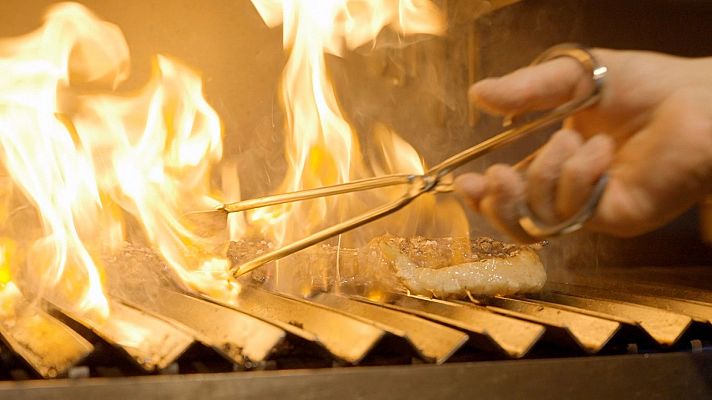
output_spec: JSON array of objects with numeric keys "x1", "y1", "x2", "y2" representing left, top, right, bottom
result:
[{"x1": 1, "y1": 275, "x2": 712, "y2": 381}]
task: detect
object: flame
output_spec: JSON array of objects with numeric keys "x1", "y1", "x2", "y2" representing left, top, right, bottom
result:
[
  {"x1": 250, "y1": 0, "x2": 452, "y2": 249},
  {"x1": 73, "y1": 54, "x2": 238, "y2": 301},
  {"x1": 0, "y1": 2, "x2": 237, "y2": 318},
  {"x1": 0, "y1": 0, "x2": 467, "y2": 315},
  {"x1": 0, "y1": 241, "x2": 25, "y2": 320},
  {"x1": 0, "y1": 239, "x2": 15, "y2": 288}
]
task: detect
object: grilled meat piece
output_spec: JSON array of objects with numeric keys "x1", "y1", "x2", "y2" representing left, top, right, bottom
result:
[
  {"x1": 349, "y1": 235, "x2": 546, "y2": 298},
  {"x1": 226, "y1": 235, "x2": 545, "y2": 298}
]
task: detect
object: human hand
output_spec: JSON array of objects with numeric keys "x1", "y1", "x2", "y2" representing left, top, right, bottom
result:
[{"x1": 456, "y1": 48, "x2": 712, "y2": 242}]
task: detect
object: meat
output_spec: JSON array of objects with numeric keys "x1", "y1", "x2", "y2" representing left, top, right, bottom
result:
[
  {"x1": 346, "y1": 235, "x2": 546, "y2": 298},
  {"x1": 227, "y1": 235, "x2": 546, "y2": 299}
]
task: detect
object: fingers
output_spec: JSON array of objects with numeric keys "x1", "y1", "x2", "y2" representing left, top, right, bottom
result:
[
  {"x1": 556, "y1": 134, "x2": 615, "y2": 219},
  {"x1": 456, "y1": 132, "x2": 615, "y2": 242},
  {"x1": 526, "y1": 129, "x2": 583, "y2": 224},
  {"x1": 455, "y1": 165, "x2": 537, "y2": 243},
  {"x1": 469, "y1": 56, "x2": 594, "y2": 116},
  {"x1": 479, "y1": 165, "x2": 537, "y2": 242},
  {"x1": 526, "y1": 130, "x2": 615, "y2": 222},
  {"x1": 587, "y1": 88, "x2": 712, "y2": 236},
  {"x1": 454, "y1": 173, "x2": 487, "y2": 212}
]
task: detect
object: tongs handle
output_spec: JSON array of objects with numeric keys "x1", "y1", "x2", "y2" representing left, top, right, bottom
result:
[
  {"x1": 221, "y1": 174, "x2": 413, "y2": 213},
  {"x1": 428, "y1": 44, "x2": 607, "y2": 178}
]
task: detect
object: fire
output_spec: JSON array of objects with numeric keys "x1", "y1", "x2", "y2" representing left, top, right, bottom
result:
[
  {"x1": 250, "y1": 0, "x2": 467, "y2": 252},
  {"x1": 0, "y1": 0, "x2": 467, "y2": 317},
  {"x1": 0, "y1": 2, "x2": 236, "y2": 319}
]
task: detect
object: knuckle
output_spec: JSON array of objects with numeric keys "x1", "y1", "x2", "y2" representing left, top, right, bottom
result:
[
  {"x1": 527, "y1": 164, "x2": 559, "y2": 190},
  {"x1": 560, "y1": 158, "x2": 591, "y2": 183}
]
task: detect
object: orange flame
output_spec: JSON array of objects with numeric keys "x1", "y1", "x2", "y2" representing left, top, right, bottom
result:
[
  {"x1": 251, "y1": 0, "x2": 449, "y2": 247},
  {"x1": 0, "y1": 0, "x2": 467, "y2": 314},
  {"x1": 250, "y1": 0, "x2": 468, "y2": 256},
  {"x1": 0, "y1": 3, "x2": 237, "y2": 318}
]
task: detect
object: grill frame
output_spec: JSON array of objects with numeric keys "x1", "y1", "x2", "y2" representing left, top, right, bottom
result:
[{"x1": 1, "y1": 351, "x2": 710, "y2": 400}]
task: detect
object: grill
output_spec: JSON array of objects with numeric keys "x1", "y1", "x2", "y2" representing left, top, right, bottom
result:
[
  {"x1": 1, "y1": 0, "x2": 712, "y2": 398},
  {"x1": 1, "y1": 270, "x2": 712, "y2": 399}
]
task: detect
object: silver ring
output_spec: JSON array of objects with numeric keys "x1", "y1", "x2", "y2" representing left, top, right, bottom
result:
[
  {"x1": 516, "y1": 44, "x2": 609, "y2": 238},
  {"x1": 502, "y1": 44, "x2": 607, "y2": 127},
  {"x1": 531, "y1": 43, "x2": 608, "y2": 93},
  {"x1": 519, "y1": 173, "x2": 608, "y2": 238}
]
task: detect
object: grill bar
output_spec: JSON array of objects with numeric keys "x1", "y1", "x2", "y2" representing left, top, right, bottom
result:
[
  {"x1": 1, "y1": 277, "x2": 711, "y2": 381},
  {"x1": 547, "y1": 275, "x2": 712, "y2": 305},
  {"x1": 484, "y1": 297, "x2": 620, "y2": 353},
  {"x1": 548, "y1": 282, "x2": 712, "y2": 324},
  {"x1": 310, "y1": 293, "x2": 469, "y2": 364},
  {"x1": 215, "y1": 286, "x2": 386, "y2": 364},
  {"x1": 0, "y1": 284, "x2": 93, "y2": 378},
  {"x1": 53, "y1": 300, "x2": 194, "y2": 372},
  {"x1": 123, "y1": 288, "x2": 286, "y2": 367},
  {"x1": 527, "y1": 291, "x2": 692, "y2": 346},
  {"x1": 365, "y1": 293, "x2": 545, "y2": 358}
]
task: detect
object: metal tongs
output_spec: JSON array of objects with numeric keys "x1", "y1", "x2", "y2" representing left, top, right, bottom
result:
[{"x1": 225, "y1": 44, "x2": 608, "y2": 278}]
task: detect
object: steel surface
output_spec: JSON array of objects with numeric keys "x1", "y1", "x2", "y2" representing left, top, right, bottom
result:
[
  {"x1": 216, "y1": 286, "x2": 386, "y2": 364},
  {"x1": 124, "y1": 288, "x2": 286, "y2": 366},
  {"x1": 486, "y1": 296, "x2": 620, "y2": 353},
  {"x1": 54, "y1": 300, "x2": 194, "y2": 371},
  {"x1": 359, "y1": 294, "x2": 544, "y2": 358},
  {"x1": 528, "y1": 291, "x2": 691, "y2": 346},
  {"x1": 0, "y1": 352, "x2": 710, "y2": 400},
  {"x1": 0, "y1": 304, "x2": 92, "y2": 378},
  {"x1": 310, "y1": 293, "x2": 468, "y2": 363}
]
